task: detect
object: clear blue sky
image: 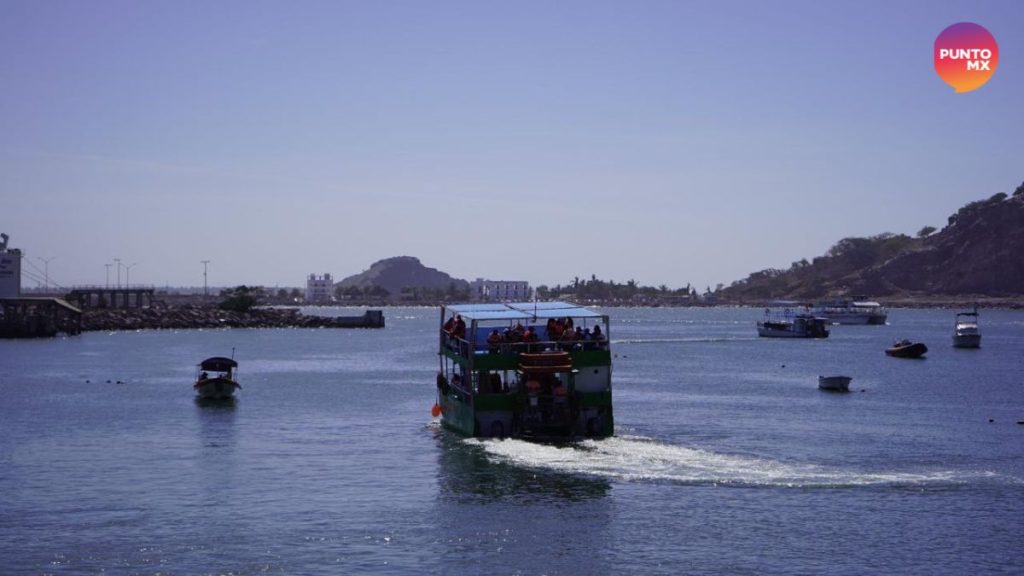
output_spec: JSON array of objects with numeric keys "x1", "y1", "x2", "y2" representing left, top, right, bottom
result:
[{"x1": 2, "y1": 0, "x2": 1021, "y2": 291}]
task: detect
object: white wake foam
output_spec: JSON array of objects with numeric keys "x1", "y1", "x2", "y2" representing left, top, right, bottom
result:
[{"x1": 467, "y1": 435, "x2": 992, "y2": 488}]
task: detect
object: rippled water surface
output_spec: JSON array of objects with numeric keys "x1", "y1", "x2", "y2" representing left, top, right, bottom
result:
[{"x1": 1, "y1": 306, "x2": 1022, "y2": 574}]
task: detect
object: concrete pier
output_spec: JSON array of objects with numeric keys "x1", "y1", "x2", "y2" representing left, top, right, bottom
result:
[{"x1": 0, "y1": 298, "x2": 82, "y2": 338}]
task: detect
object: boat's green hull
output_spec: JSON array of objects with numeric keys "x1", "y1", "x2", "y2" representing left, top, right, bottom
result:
[{"x1": 439, "y1": 387, "x2": 613, "y2": 439}]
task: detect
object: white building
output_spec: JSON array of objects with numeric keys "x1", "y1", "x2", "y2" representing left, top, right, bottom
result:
[
  {"x1": 305, "y1": 273, "x2": 334, "y2": 303},
  {"x1": 0, "y1": 233, "x2": 21, "y2": 299},
  {"x1": 470, "y1": 278, "x2": 531, "y2": 302}
]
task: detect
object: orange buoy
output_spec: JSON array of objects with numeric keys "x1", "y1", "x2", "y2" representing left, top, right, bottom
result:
[{"x1": 431, "y1": 404, "x2": 442, "y2": 417}]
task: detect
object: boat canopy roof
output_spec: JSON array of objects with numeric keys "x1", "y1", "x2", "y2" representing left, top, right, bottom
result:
[
  {"x1": 445, "y1": 301, "x2": 605, "y2": 322},
  {"x1": 199, "y1": 357, "x2": 237, "y2": 371}
]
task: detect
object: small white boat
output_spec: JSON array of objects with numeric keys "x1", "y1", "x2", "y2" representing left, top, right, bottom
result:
[
  {"x1": 194, "y1": 356, "x2": 241, "y2": 400},
  {"x1": 953, "y1": 308, "x2": 981, "y2": 348},
  {"x1": 818, "y1": 375, "x2": 852, "y2": 391}
]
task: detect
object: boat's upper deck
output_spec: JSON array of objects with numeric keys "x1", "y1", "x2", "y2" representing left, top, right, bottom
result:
[
  {"x1": 444, "y1": 301, "x2": 605, "y2": 322},
  {"x1": 439, "y1": 301, "x2": 610, "y2": 370}
]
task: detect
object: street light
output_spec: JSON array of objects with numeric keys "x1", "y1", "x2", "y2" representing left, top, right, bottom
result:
[
  {"x1": 105, "y1": 263, "x2": 111, "y2": 289},
  {"x1": 36, "y1": 256, "x2": 55, "y2": 292},
  {"x1": 114, "y1": 258, "x2": 122, "y2": 289},
  {"x1": 125, "y1": 262, "x2": 138, "y2": 288},
  {"x1": 201, "y1": 260, "x2": 210, "y2": 297}
]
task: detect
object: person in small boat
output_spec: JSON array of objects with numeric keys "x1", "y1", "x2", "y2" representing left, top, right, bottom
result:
[{"x1": 486, "y1": 329, "x2": 504, "y2": 354}]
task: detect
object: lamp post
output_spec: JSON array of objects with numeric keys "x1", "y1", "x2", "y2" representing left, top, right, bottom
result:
[
  {"x1": 125, "y1": 263, "x2": 138, "y2": 288},
  {"x1": 201, "y1": 260, "x2": 210, "y2": 297},
  {"x1": 105, "y1": 263, "x2": 111, "y2": 289},
  {"x1": 114, "y1": 258, "x2": 122, "y2": 289},
  {"x1": 36, "y1": 256, "x2": 55, "y2": 293}
]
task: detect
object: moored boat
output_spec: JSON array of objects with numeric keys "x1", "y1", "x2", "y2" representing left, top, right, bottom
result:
[
  {"x1": 885, "y1": 340, "x2": 927, "y2": 359},
  {"x1": 818, "y1": 375, "x2": 852, "y2": 391},
  {"x1": 953, "y1": 308, "x2": 981, "y2": 348},
  {"x1": 434, "y1": 301, "x2": 613, "y2": 440},
  {"x1": 813, "y1": 300, "x2": 887, "y2": 325},
  {"x1": 756, "y1": 307, "x2": 830, "y2": 338},
  {"x1": 194, "y1": 356, "x2": 241, "y2": 400}
]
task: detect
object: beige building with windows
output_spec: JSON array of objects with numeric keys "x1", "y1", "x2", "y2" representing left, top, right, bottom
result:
[
  {"x1": 305, "y1": 273, "x2": 334, "y2": 303},
  {"x1": 470, "y1": 278, "x2": 531, "y2": 302}
]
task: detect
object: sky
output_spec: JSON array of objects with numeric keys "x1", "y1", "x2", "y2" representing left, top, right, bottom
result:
[{"x1": 2, "y1": 0, "x2": 1022, "y2": 292}]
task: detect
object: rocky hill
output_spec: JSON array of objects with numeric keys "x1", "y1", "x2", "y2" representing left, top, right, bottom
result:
[
  {"x1": 336, "y1": 256, "x2": 469, "y2": 297},
  {"x1": 719, "y1": 186, "x2": 1024, "y2": 302}
]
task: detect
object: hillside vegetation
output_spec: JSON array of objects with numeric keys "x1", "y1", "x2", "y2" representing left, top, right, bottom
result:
[{"x1": 719, "y1": 184, "x2": 1024, "y2": 302}]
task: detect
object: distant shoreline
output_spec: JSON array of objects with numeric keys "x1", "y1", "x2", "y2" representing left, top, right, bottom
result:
[{"x1": 290, "y1": 297, "x2": 1024, "y2": 310}]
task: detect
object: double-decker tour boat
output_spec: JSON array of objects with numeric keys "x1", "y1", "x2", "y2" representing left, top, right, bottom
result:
[{"x1": 434, "y1": 301, "x2": 613, "y2": 441}]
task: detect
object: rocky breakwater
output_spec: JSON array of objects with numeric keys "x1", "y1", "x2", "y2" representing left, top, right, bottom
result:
[{"x1": 81, "y1": 305, "x2": 384, "y2": 332}]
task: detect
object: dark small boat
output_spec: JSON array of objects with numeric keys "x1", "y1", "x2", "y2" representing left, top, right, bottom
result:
[
  {"x1": 194, "y1": 356, "x2": 241, "y2": 399},
  {"x1": 885, "y1": 339, "x2": 927, "y2": 359}
]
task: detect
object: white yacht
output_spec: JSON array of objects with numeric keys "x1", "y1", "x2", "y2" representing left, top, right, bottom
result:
[{"x1": 953, "y1": 309, "x2": 981, "y2": 348}]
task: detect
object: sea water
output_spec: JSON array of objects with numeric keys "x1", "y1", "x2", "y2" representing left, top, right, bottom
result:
[{"x1": 1, "y1": 307, "x2": 1022, "y2": 574}]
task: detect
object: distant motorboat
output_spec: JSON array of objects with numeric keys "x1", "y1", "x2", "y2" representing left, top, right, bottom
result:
[
  {"x1": 757, "y1": 307, "x2": 830, "y2": 338},
  {"x1": 953, "y1": 308, "x2": 981, "y2": 349},
  {"x1": 885, "y1": 339, "x2": 927, "y2": 359},
  {"x1": 194, "y1": 356, "x2": 241, "y2": 400},
  {"x1": 813, "y1": 300, "x2": 887, "y2": 325},
  {"x1": 818, "y1": 375, "x2": 852, "y2": 391}
]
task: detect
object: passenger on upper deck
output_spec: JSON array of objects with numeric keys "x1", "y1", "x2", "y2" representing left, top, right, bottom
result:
[
  {"x1": 547, "y1": 318, "x2": 564, "y2": 340},
  {"x1": 591, "y1": 324, "x2": 606, "y2": 349},
  {"x1": 487, "y1": 329, "x2": 504, "y2": 354},
  {"x1": 523, "y1": 327, "x2": 539, "y2": 352},
  {"x1": 559, "y1": 325, "x2": 578, "y2": 351},
  {"x1": 453, "y1": 315, "x2": 466, "y2": 339},
  {"x1": 443, "y1": 315, "x2": 455, "y2": 334}
]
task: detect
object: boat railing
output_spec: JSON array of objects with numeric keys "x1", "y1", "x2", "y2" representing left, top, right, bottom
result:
[{"x1": 440, "y1": 330, "x2": 608, "y2": 357}]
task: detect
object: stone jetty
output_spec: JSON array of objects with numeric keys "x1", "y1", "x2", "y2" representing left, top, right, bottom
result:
[{"x1": 81, "y1": 305, "x2": 384, "y2": 332}]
